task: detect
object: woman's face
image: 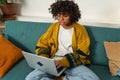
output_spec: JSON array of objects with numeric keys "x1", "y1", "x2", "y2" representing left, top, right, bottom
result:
[{"x1": 56, "y1": 13, "x2": 71, "y2": 27}]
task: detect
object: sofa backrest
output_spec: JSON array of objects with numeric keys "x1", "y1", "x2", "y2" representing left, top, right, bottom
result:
[
  {"x1": 5, "y1": 21, "x2": 120, "y2": 66},
  {"x1": 5, "y1": 20, "x2": 51, "y2": 53},
  {"x1": 85, "y1": 25, "x2": 120, "y2": 66}
]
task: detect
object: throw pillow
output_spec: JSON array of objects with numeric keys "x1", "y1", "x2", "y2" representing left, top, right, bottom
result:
[
  {"x1": 0, "y1": 34, "x2": 23, "y2": 78},
  {"x1": 104, "y1": 41, "x2": 120, "y2": 76}
]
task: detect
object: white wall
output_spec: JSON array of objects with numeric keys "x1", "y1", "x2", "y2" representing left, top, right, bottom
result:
[
  {"x1": 76, "y1": 0, "x2": 120, "y2": 23},
  {"x1": 17, "y1": 0, "x2": 120, "y2": 27},
  {"x1": 19, "y1": 0, "x2": 54, "y2": 17}
]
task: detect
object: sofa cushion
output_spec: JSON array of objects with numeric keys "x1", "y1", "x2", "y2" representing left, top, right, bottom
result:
[
  {"x1": 85, "y1": 26, "x2": 120, "y2": 66},
  {"x1": 104, "y1": 41, "x2": 120, "y2": 76},
  {"x1": 0, "y1": 34, "x2": 23, "y2": 78}
]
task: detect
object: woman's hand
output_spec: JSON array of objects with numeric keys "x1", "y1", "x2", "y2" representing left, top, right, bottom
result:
[{"x1": 54, "y1": 60, "x2": 62, "y2": 69}]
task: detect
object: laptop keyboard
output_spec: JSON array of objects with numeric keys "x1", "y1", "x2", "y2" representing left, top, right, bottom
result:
[{"x1": 57, "y1": 67, "x2": 64, "y2": 73}]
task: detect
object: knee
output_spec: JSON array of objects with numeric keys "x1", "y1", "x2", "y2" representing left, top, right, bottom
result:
[
  {"x1": 25, "y1": 73, "x2": 39, "y2": 80},
  {"x1": 25, "y1": 74, "x2": 41, "y2": 80},
  {"x1": 25, "y1": 76, "x2": 31, "y2": 80},
  {"x1": 25, "y1": 75, "x2": 33, "y2": 80},
  {"x1": 25, "y1": 69, "x2": 45, "y2": 80}
]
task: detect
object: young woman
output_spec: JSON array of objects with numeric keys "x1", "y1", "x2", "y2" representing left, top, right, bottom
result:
[{"x1": 25, "y1": 0, "x2": 100, "y2": 80}]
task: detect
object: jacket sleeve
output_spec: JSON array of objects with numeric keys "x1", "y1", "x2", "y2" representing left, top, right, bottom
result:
[
  {"x1": 35, "y1": 25, "x2": 53, "y2": 58},
  {"x1": 60, "y1": 25, "x2": 90, "y2": 68}
]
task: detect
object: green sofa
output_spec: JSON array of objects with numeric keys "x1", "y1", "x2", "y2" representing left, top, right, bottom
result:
[{"x1": 0, "y1": 20, "x2": 120, "y2": 80}]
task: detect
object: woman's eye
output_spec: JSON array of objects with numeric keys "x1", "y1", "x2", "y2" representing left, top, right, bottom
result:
[{"x1": 64, "y1": 15, "x2": 68, "y2": 17}]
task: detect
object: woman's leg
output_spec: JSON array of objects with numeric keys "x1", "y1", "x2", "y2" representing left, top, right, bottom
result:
[
  {"x1": 63, "y1": 65, "x2": 100, "y2": 80},
  {"x1": 25, "y1": 69, "x2": 53, "y2": 80}
]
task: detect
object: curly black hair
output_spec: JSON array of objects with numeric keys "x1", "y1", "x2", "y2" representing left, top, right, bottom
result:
[{"x1": 49, "y1": 0, "x2": 81, "y2": 23}]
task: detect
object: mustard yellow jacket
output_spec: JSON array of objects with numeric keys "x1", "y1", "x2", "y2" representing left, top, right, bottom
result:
[{"x1": 36, "y1": 22, "x2": 90, "y2": 68}]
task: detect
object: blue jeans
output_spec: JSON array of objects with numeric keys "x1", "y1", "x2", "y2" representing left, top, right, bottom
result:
[{"x1": 25, "y1": 65, "x2": 100, "y2": 80}]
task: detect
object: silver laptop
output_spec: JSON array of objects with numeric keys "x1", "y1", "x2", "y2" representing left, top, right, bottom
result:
[{"x1": 22, "y1": 51, "x2": 66, "y2": 76}]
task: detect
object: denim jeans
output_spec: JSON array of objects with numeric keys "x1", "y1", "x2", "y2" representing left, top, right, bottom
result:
[{"x1": 25, "y1": 65, "x2": 100, "y2": 80}]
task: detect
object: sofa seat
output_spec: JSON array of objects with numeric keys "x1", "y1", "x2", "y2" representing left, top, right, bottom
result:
[
  {"x1": 1, "y1": 59, "x2": 33, "y2": 80},
  {"x1": 1, "y1": 59, "x2": 120, "y2": 80},
  {"x1": 89, "y1": 65, "x2": 120, "y2": 80}
]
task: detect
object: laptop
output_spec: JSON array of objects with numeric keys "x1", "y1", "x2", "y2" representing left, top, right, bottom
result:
[{"x1": 22, "y1": 51, "x2": 66, "y2": 76}]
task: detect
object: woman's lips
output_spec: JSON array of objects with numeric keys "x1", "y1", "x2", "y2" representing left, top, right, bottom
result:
[{"x1": 60, "y1": 22, "x2": 65, "y2": 25}]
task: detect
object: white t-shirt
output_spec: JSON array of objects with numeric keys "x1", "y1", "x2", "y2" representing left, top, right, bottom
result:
[{"x1": 54, "y1": 25, "x2": 73, "y2": 60}]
